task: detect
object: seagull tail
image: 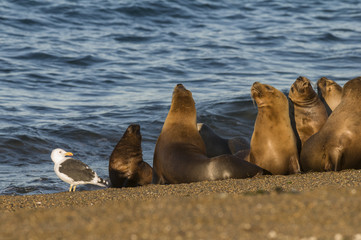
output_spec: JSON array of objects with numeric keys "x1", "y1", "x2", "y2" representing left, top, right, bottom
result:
[{"x1": 96, "y1": 177, "x2": 109, "y2": 187}]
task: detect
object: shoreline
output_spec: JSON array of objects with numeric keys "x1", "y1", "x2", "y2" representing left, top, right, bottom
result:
[{"x1": 2, "y1": 170, "x2": 361, "y2": 239}]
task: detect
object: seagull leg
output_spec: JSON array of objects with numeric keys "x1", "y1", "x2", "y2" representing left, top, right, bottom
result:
[
  {"x1": 69, "y1": 185, "x2": 73, "y2": 192},
  {"x1": 73, "y1": 185, "x2": 77, "y2": 192}
]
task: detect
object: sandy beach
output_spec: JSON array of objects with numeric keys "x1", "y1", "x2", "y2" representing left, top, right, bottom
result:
[{"x1": 1, "y1": 170, "x2": 361, "y2": 240}]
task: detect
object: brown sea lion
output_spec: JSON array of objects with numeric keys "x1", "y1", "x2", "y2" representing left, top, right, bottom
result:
[
  {"x1": 288, "y1": 76, "x2": 328, "y2": 146},
  {"x1": 109, "y1": 124, "x2": 152, "y2": 187},
  {"x1": 152, "y1": 84, "x2": 270, "y2": 184},
  {"x1": 247, "y1": 82, "x2": 300, "y2": 175},
  {"x1": 300, "y1": 76, "x2": 361, "y2": 172},
  {"x1": 197, "y1": 123, "x2": 250, "y2": 157},
  {"x1": 317, "y1": 77, "x2": 342, "y2": 115}
]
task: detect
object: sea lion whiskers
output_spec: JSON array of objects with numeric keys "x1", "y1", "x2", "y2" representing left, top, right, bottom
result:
[
  {"x1": 250, "y1": 89, "x2": 258, "y2": 107},
  {"x1": 251, "y1": 97, "x2": 256, "y2": 108}
]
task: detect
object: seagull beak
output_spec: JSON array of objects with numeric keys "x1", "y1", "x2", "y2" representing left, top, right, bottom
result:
[{"x1": 65, "y1": 152, "x2": 73, "y2": 157}]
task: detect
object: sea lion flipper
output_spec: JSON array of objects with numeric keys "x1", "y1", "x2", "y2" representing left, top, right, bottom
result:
[
  {"x1": 289, "y1": 155, "x2": 301, "y2": 174},
  {"x1": 152, "y1": 170, "x2": 161, "y2": 184},
  {"x1": 228, "y1": 137, "x2": 250, "y2": 155},
  {"x1": 328, "y1": 147, "x2": 344, "y2": 171},
  {"x1": 138, "y1": 162, "x2": 153, "y2": 185},
  {"x1": 234, "y1": 149, "x2": 251, "y2": 161},
  {"x1": 209, "y1": 155, "x2": 269, "y2": 179}
]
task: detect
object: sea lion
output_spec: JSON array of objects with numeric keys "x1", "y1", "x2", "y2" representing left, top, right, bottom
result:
[
  {"x1": 300, "y1": 76, "x2": 361, "y2": 172},
  {"x1": 317, "y1": 77, "x2": 342, "y2": 115},
  {"x1": 247, "y1": 82, "x2": 300, "y2": 175},
  {"x1": 152, "y1": 84, "x2": 270, "y2": 184},
  {"x1": 288, "y1": 76, "x2": 328, "y2": 146},
  {"x1": 197, "y1": 123, "x2": 250, "y2": 157},
  {"x1": 109, "y1": 124, "x2": 152, "y2": 187}
]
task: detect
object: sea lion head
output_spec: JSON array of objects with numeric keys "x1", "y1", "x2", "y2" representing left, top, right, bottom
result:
[
  {"x1": 123, "y1": 124, "x2": 142, "y2": 145},
  {"x1": 289, "y1": 76, "x2": 317, "y2": 105},
  {"x1": 317, "y1": 77, "x2": 342, "y2": 97},
  {"x1": 110, "y1": 124, "x2": 143, "y2": 167},
  {"x1": 342, "y1": 76, "x2": 361, "y2": 100},
  {"x1": 169, "y1": 84, "x2": 196, "y2": 116},
  {"x1": 251, "y1": 82, "x2": 287, "y2": 108}
]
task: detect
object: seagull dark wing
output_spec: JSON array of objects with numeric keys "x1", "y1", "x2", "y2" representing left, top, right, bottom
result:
[{"x1": 59, "y1": 158, "x2": 96, "y2": 182}]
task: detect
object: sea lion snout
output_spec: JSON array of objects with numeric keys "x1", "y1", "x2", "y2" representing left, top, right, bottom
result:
[
  {"x1": 252, "y1": 82, "x2": 261, "y2": 88},
  {"x1": 127, "y1": 124, "x2": 141, "y2": 135},
  {"x1": 251, "y1": 82, "x2": 262, "y2": 95},
  {"x1": 297, "y1": 76, "x2": 310, "y2": 85},
  {"x1": 297, "y1": 76, "x2": 307, "y2": 82},
  {"x1": 317, "y1": 77, "x2": 327, "y2": 86},
  {"x1": 292, "y1": 76, "x2": 312, "y2": 95},
  {"x1": 174, "y1": 83, "x2": 188, "y2": 93}
]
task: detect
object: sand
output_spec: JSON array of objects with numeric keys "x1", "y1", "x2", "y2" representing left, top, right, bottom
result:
[{"x1": 1, "y1": 170, "x2": 361, "y2": 240}]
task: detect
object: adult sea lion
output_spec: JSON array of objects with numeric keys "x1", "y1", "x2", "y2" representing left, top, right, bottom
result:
[
  {"x1": 301, "y1": 76, "x2": 361, "y2": 171},
  {"x1": 197, "y1": 123, "x2": 250, "y2": 158},
  {"x1": 109, "y1": 124, "x2": 152, "y2": 187},
  {"x1": 247, "y1": 82, "x2": 300, "y2": 175},
  {"x1": 152, "y1": 84, "x2": 270, "y2": 184},
  {"x1": 317, "y1": 77, "x2": 342, "y2": 115},
  {"x1": 288, "y1": 76, "x2": 328, "y2": 146}
]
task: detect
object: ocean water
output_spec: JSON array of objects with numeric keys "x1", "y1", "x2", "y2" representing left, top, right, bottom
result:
[{"x1": 1, "y1": 0, "x2": 360, "y2": 195}]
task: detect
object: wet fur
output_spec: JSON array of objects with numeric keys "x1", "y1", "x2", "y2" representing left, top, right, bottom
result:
[{"x1": 109, "y1": 124, "x2": 152, "y2": 188}]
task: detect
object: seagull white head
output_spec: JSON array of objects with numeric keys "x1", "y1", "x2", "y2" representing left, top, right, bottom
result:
[{"x1": 51, "y1": 148, "x2": 73, "y2": 164}]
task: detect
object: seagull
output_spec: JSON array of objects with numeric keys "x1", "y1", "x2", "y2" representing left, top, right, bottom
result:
[{"x1": 51, "y1": 148, "x2": 108, "y2": 192}]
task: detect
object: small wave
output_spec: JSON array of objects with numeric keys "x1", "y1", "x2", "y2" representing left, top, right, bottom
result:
[
  {"x1": 66, "y1": 55, "x2": 107, "y2": 66},
  {"x1": 116, "y1": 2, "x2": 187, "y2": 18},
  {"x1": 1, "y1": 185, "x2": 38, "y2": 195},
  {"x1": 1, "y1": 182, "x2": 64, "y2": 195},
  {"x1": 0, "y1": 135, "x2": 50, "y2": 157},
  {"x1": 11, "y1": 52, "x2": 58, "y2": 61},
  {"x1": 316, "y1": 33, "x2": 343, "y2": 42},
  {"x1": 113, "y1": 35, "x2": 155, "y2": 43}
]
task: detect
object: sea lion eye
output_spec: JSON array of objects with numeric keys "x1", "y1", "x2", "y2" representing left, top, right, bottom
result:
[{"x1": 265, "y1": 85, "x2": 273, "y2": 91}]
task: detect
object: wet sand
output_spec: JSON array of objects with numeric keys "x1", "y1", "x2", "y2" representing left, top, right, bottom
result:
[{"x1": 1, "y1": 170, "x2": 361, "y2": 240}]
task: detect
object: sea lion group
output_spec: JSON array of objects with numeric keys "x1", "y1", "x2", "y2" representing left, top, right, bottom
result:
[{"x1": 108, "y1": 76, "x2": 360, "y2": 188}]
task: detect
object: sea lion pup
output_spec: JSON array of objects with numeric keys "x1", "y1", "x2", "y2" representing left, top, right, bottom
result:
[
  {"x1": 197, "y1": 123, "x2": 250, "y2": 157},
  {"x1": 317, "y1": 77, "x2": 342, "y2": 115},
  {"x1": 152, "y1": 84, "x2": 270, "y2": 184},
  {"x1": 109, "y1": 124, "x2": 152, "y2": 187},
  {"x1": 247, "y1": 82, "x2": 300, "y2": 175},
  {"x1": 301, "y1": 76, "x2": 361, "y2": 172},
  {"x1": 288, "y1": 76, "x2": 328, "y2": 146}
]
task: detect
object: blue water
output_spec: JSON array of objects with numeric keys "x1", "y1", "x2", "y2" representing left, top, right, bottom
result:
[{"x1": 1, "y1": 0, "x2": 360, "y2": 195}]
